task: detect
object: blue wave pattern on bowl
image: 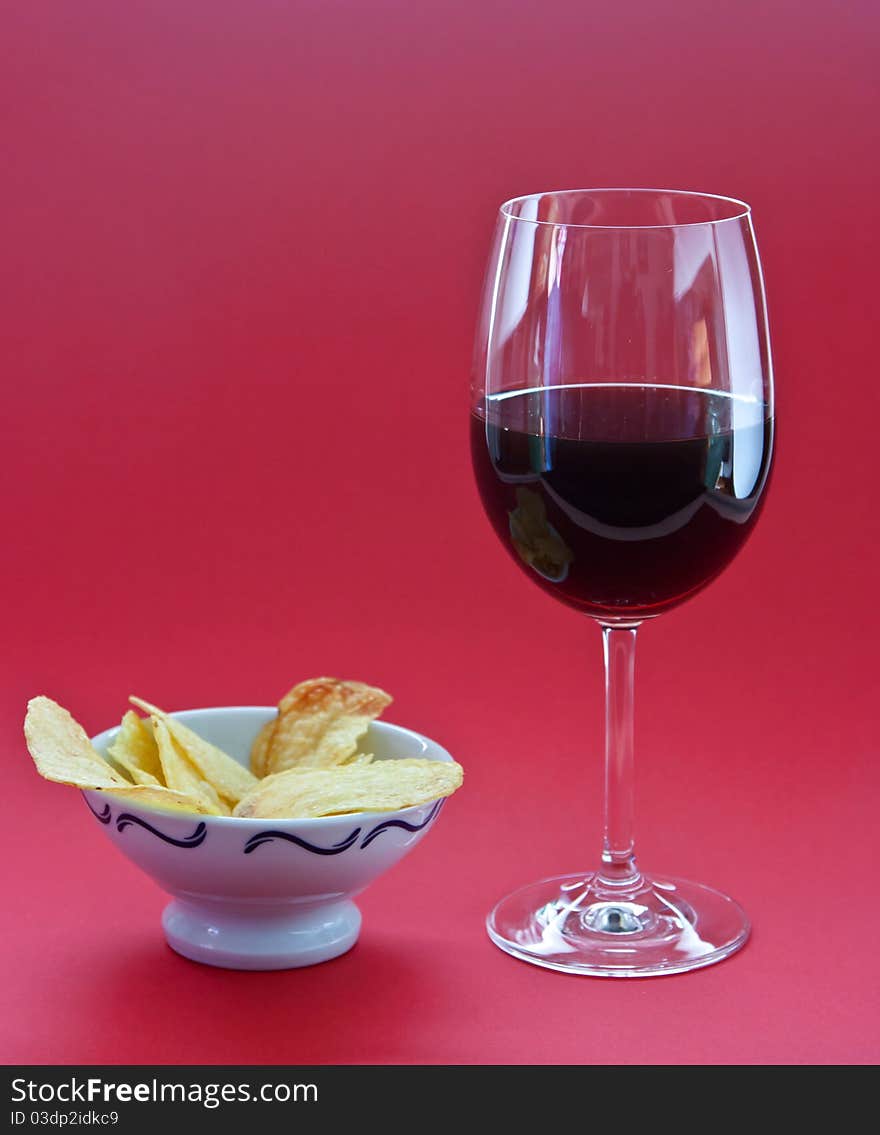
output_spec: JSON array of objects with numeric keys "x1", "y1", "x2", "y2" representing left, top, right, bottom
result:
[{"x1": 83, "y1": 793, "x2": 443, "y2": 854}]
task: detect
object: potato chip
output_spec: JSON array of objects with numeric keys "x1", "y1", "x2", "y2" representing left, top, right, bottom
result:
[
  {"x1": 233, "y1": 757, "x2": 463, "y2": 819},
  {"x1": 131, "y1": 696, "x2": 257, "y2": 804},
  {"x1": 24, "y1": 696, "x2": 129, "y2": 790},
  {"x1": 107, "y1": 710, "x2": 162, "y2": 786},
  {"x1": 151, "y1": 717, "x2": 229, "y2": 815},
  {"x1": 250, "y1": 720, "x2": 275, "y2": 778},
  {"x1": 265, "y1": 677, "x2": 392, "y2": 775},
  {"x1": 100, "y1": 784, "x2": 214, "y2": 814}
]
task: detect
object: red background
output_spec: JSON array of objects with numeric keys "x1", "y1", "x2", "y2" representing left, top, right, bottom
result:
[{"x1": 2, "y1": 1, "x2": 878, "y2": 1065}]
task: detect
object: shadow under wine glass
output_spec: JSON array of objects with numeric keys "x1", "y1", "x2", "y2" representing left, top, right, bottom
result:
[{"x1": 470, "y1": 188, "x2": 774, "y2": 976}]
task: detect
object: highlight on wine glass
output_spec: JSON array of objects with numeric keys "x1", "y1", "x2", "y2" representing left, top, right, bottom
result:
[{"x1": 470, "y1": 188, "x2": 774, "y2": 976}]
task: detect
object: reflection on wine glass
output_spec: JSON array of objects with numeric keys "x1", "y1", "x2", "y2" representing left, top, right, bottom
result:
[
  {"x1": 509, "y1": 488, "x2": 573, "y2": 582},
  {"x1": 471, "y1": 189, "x2": 774, "y2": 976}
]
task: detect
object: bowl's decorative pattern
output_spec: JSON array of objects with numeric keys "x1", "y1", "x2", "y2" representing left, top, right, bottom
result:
[
  {"x1": 244, "y1": 799, "x2": 444, "y2": 855},
  {"x1": 116, "y1": 814, "x2": 208, "y2": 848},
  {"x1": 84, "y1": 798, "x2": 111, "y2": 824},
  {"x1": 242, "y1": 826, "x2": 362, "y2": 856},
  {"x1": 358, "y1": 799, "x2": 444, "y2": 849},
  {"x1": 85, "y1": 795, "x2": 206, "y2": 846},
  {"x1": 83, "y1": 793, "x2": 444, "y2": 856}
]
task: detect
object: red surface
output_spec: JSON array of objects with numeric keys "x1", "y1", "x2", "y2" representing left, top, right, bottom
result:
[{"x1": 2, "y1": 1, "x2": 878, "y2": 1066}]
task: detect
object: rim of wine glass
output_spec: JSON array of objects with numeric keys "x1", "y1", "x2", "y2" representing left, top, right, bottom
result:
[{"x1": 499, "y1": 188, "x2": 751, "y2": 230}]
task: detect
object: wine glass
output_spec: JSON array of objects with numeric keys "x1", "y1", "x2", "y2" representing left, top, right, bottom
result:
[{"x1": 470, "y1": 188, "x2": 774, "y2": 976}]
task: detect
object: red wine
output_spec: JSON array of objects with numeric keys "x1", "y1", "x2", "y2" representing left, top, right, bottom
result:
[{"x1": 471, "y1": 384, "x2": 773, "y2": 617}]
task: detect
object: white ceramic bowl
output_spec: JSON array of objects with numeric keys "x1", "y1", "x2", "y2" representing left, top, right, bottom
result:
[{"x1": 88, "y1": 706, "x2": 453, "y2": 970}]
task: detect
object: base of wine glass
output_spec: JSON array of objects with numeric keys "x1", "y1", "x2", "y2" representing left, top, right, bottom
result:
[{"x1": 487, "y1": 871, "x2": 749, "y2": 977}]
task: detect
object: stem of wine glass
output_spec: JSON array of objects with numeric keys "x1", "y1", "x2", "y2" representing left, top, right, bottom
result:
[{"x1": 598, "y1": 622, "x2": 642, "y2": 889}]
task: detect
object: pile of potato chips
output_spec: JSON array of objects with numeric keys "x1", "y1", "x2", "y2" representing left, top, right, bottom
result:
[{"x1": 24, "y1": 679, "x2": 463, "y2": 819}]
